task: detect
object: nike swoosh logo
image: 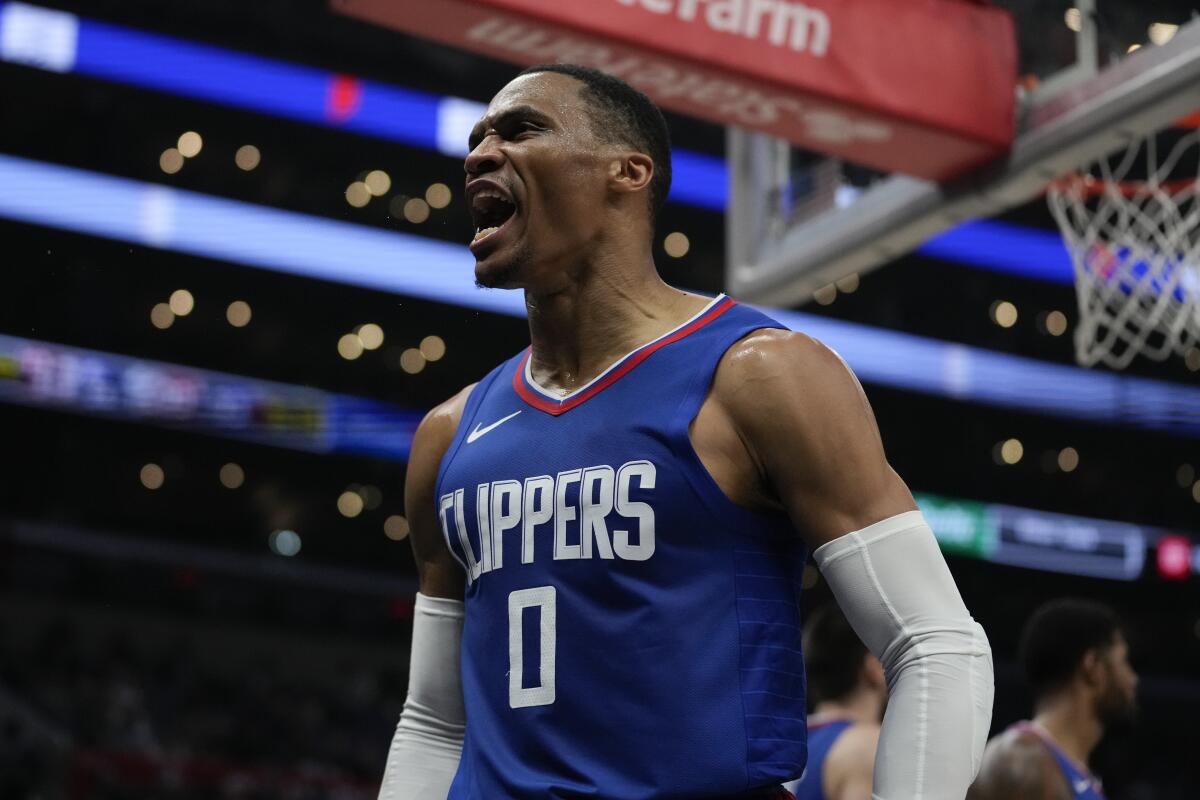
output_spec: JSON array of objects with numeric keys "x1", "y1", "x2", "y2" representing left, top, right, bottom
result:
[{"x1": 466, "y1": 410, "x2": 521, "y2": 443}]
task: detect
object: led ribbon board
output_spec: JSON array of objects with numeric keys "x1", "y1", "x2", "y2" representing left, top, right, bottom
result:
[
  {"x1": 333, "y1": 0, "x2": 1016, "y2": 180},
  {"x1": 916, "y1": 493, "x2": 1149, "y2": 582},
  {"x1": 0, "y1": 334, "x2": 421, "y2": 460}
]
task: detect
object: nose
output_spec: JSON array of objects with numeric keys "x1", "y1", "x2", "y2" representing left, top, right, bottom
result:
[{"x1": 465, "y1": 135, "x2": 505, "y2": 177}]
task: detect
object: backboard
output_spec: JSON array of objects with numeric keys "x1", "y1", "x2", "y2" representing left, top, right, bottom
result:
[{"x1": 726, "y1": 0, "x2": 1200, "y2": 370}]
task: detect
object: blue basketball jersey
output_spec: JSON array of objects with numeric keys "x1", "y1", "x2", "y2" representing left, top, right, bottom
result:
[
  {"x1": 785, "y1": 719, "x2": 855, "y2": 800},
  {"x1": 1013, "y1": 723, "x2": 1106, "y2": 800},
  {"x1": 435, "y1": 295, "x2": 809, "y2": 799}
]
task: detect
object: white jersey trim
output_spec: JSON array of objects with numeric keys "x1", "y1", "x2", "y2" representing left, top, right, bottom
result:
[{"x1": 521, "y1": 293, "x2": 727, "y2": 402}]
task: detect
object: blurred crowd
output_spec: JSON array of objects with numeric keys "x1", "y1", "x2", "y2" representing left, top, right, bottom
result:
[{"x1": 0, "y1": 616, "x2": 406, "y2": 799}]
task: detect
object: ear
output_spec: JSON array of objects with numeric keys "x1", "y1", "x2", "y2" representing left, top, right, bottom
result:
[
  {"x1": 608, "y1": 151, "x2": 655, "y2": 199},
  {"x1": 1079, "y1": 648, "x2": 1105, "y2": 689}
]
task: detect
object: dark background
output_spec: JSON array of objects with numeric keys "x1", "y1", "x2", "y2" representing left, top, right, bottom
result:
[{"x1": 0, "y1": 1, "x2": 1197, "y2": 798}]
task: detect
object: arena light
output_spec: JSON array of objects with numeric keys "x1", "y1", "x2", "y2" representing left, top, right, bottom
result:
[{"x1": 1, "y1": 152, "x2": 1197, "y2": 438}]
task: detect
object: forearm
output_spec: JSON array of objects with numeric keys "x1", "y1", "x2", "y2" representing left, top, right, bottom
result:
[
  {"x1": 814, "y1": 511, "x2": 994, "y2": 800},
  {"x1": 378, "y1": 593, "x2": 466, "y2": 800}
]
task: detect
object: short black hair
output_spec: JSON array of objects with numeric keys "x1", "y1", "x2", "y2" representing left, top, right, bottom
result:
[
  {"x1": 803, "y1": 603, "x2": 868, "y2": 707},
  {"x1": 518, "y1": 63, "x2": 672, "y2": 230},
  {"x1": 1019, "y1": 598, "x2": 1122, "y2": 699}
]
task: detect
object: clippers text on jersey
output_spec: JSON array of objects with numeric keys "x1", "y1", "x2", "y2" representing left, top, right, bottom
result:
[{"x1": 439, "y1": 460, "x2": 657, "y2": 582}]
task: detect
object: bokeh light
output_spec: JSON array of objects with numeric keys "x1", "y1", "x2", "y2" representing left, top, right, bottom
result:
[
  {"x1": 400, "y1": 348, "x2": 426, "y2": 374},
  {"x1": 269, "y1": 529, "x2": 302, "y2": 556},
  {"x1": 384, "y1": 515, "x2": 410, "y2": 541},
  {"x1": 403, "y1": 198, "x2": 430, "y2": 224},
  {"x1": 364, "y1": 169, "x2": 391, "y2": 196},
  {"x1": 338, "y1": 333, "x2": 364, "y2": 360},
  {"x1": 226, "y1": 300, "x2": 252, "y2": 327},
  {"x1": 835, "y1": 273, "x2": 860, "y2": 293},
  {"x1": 140, "y1": 463, "x2": 165, "y2": 490},
  {"x1": 177, "y1": 131, "x2": 203, "y2": 158},
  {"x1": 420, "y1": 335, "x2": 446, "y2": 361},
  {"x1": 159, "y1": 148, "x2": 184, "y2": 174},
  {"x1": 991, "y1": 300, "x2": 1018, "y2": 328},
  {"x1": 150, "y1": 303, "x2": 175, "y2": 330},
  {"x1": 169, "y1": 289, "x2": 194, "y2": 316},
  {"x1": 999, "y1": 438, "x2": 1024, "y2": 465},
  {"x1": 358, "y1": 323, "x2": 384, "y2": 350},
  {"x1": 219, "y1": 462, "x2": 245, "y2": 489},
  {"x1": 345, "y1": 181, "x2": 371, "y2": 208},
  {"x1": 663, "y1": 231, "x2": 690, "y2": 258},
  {"x1": 235, "y1": 144, "x2": 261, "y2": 170},
  {"x1": 1045, "y1": 310, "x2": 1068, "y2": 336},
  {"x1": 425, "y1": 183, "x2": 452, "y2": 209},
  {"x1": 337, "y1": 490, "x2": 364, "y2": 518},
  {"x1": 813, "y1": 284, "x2": 837, "y2": 306}
]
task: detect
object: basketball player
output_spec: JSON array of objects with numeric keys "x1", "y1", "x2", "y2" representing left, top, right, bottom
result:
[
  {"x1": 968, "y1": 599, "x2": 1138, "y2": 800},
  {"x1": 783, "y1": 604, "x2": 885, "y2": 800},
  {"x1": 378, "y1": 64, "x2": 993, "y2": 799}
]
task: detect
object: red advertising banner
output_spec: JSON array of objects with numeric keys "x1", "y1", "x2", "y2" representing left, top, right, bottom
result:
[{"x1": 332, "y1": 0, "x2": 1017, "y2": 181}]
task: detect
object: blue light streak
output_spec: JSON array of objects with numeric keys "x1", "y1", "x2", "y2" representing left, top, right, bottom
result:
[{"x1": 2, "y1": 152, "x2": 1197, "y2": 437}]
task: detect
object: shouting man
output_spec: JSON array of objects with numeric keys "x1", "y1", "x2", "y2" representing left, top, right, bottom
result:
[{"x1": 379, "y1": 64, "x2": 993, "y2": 800}]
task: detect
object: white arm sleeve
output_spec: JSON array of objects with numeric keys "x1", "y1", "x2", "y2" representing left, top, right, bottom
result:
[
  {"x1": 813, "y1": 511, "x2": 993, "y2": 800},
  {"x1": 378, "y1": 593, "x2": 466, "y2": 800}
]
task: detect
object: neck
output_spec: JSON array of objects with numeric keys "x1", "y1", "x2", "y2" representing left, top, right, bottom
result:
[
  {"x1": 812, "y1": 687, "x2": 883, "y2": 726},
  {"x1": 1032, "y1": 690, "x2": 1103, "y2": 768},
  {"x1": 522, "y1": 252, "x2": 701, "y2": 393}
]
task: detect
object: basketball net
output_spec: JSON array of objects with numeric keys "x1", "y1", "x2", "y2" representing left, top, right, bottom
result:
[{"x1": 1047, "y1": 124, "x2": 1200, "y2": 369}]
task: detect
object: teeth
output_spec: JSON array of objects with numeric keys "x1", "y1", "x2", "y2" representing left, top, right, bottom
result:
[{"x1": 473, "y1": 226, "x2": 500, "y2": 242}]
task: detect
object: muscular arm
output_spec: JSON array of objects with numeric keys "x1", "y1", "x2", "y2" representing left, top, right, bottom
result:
[
  {"x1": 406, "y1": 385, "x2": 474, "y2": 599},
  {"x1": 716, "y1": 331, "x2": 993, "y2": 800},
  {"x1": 968, "y1": 731, "x2": 1073, "y2": 800},
  {"x1": 378, "y1": 386, "x2": 473, "y2": 800},
  {"x1": 715, "y1": 329, "x2": 915, "y2": 544}
]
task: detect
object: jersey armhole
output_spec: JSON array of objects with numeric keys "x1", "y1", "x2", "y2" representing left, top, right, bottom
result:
[{"x1": 665, "y1": 324, "x2": 792, "y2": 533}]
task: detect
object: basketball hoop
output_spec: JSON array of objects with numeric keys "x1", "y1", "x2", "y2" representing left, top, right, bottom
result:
[{"x1": 1047, "y1": 124, "x2": 1200, "y2": 369}]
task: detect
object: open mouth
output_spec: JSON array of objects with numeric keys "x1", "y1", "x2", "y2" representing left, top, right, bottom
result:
[{"x1": 469, "y1": 189, "x2": 517, "y2": 251}]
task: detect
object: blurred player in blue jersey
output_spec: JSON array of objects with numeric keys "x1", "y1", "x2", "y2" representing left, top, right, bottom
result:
[
  {"x1": 969, "y1": 599, "x2": 1138, "y2": 800},
  {"x1": 783, "y1": 604, "x2": 885, "y2": 800},
  {"x1": 378, "y1": 63, "x2": 994, "y2": 800}
]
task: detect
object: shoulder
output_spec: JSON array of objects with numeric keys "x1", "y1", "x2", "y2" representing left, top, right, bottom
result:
[
  {"x1": 825, "y1": 721, "x2": 880, "y2": 777},
  {"x1": 410, "y1": 384, "x2": 477, "y2": 470},
  {"x1": 710, "y1": 327, "x2": 869, "y2": 445},
  {"x1": 822, "y1": 721, "x2": 880, "y2": 800},
  {"x1": 970, "y1": 728, "x2": 1071, "y2": 800},
  {"x1": 717, "y1": 327, "x2": 849, "y2": 385},
  {"x1": 981, "y1": 727, "x2": 1054, "y2": 769}
]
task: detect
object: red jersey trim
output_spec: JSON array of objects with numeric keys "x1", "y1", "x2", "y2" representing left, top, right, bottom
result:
[{"x1": 513, "y1": 296, "x2": 737, "y2": 416}]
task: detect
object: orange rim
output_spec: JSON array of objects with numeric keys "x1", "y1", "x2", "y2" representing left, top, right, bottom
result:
[
  {"x1": 1049, "y1": 172, "x2": 1196, "y2": 199},
  {"x1": 1175, "y1": 110, "x2": 1200, "y2": 128}
]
